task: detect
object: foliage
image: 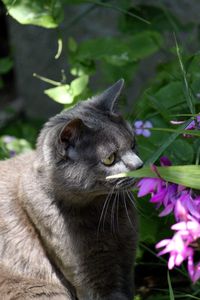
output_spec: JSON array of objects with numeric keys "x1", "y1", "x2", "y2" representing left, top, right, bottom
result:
[
  {"x1": 2, "y1": 0, "x2": 200, "y2": 298},
  {"x1": 44, "y1": 74, "x2": 89, "y2": 107},
  {"x1": 2, "y1": 0, "x2": 64, "y2": 28},
  {"x1": 0, "y1": 56, "x2": 13, "y2": 89},
  {"x1": 0, "y1": 135, "x2": 32, "y2": 159}
]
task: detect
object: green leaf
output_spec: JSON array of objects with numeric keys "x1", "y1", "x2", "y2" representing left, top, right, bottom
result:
[
  {"x1": 70, "y1": 75, "x2": 88, "y2": 97},
  {"x1": 126, "y1": 31, "x2": 163, "y2": 61},
  {"x1": 68, "y1": 37, "x2": 78, "y2": 53},
  {"x1": 0, "y1": 57, "x2": 13, "y2": 74},
  {"x1": 165, "y1": 139, "x2": 194, "y2": 164},
  {"x1": 167, "y1": 272, "x2": 175, "y2": 300},
  {"x1": 107, "y1": 165, "x2": 200, "y2": 190},
  {"x1": 3, "y1": 0, "x2": 63, "y2": 28},
  {"x1": 44, "y1": 85, "x2": 73, "y2": 104},
  {"x1": 147, "y1": 94, "x2": 171, "y2": 122},
  {"x1": 145, "y1": 120, "x2": 192, "y2": 165},
  {"x1": 44, "y1": 76, "x2": 89, "y2": 104},
  {"x1": 175, "y1": 35, "x2": 195, "y2": 115},
  {"x1": 63, "y1": 0, "x2": 89, "y2": 3},
  {"x1": 153, "y1": 81, "x2": 183, "y2": 109},
  {"x1": 150, "y1": 127, "x2": 200, "y2": 137},
  {"x1": 101, "y1": 60, "x2": 138, "y2": 84},
  {"x1": 119, "y1": 4, "x2": 194, "y2": 34},
  {"x1": 76, "y1": 31, "x2": 163, "y2": 66}
]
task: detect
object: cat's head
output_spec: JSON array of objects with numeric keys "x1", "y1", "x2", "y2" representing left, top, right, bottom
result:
[{"x1": 36, "y1": 79, "x2": 143, "y2": 202}]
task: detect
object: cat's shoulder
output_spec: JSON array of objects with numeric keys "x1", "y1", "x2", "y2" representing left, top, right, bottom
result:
[
  {"x1": 0, "y1": 150, "x2": 36, "y2": 181},
  {"x1": 0, "y1": 150, "x2": 35, "y2": 167}
]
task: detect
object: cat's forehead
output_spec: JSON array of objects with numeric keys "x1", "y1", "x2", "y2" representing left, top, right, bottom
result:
[
  {"x1": 79, "y1": 104, "x2": 130, "y2": 129},
  {"x1": 92, "y1": 119, "x2": 133, "y2": 156}
]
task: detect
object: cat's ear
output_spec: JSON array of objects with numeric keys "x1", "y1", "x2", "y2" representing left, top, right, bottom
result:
[
  {"x1": 59, "y1": 118, "x2": 86, "y2": 146},
  {"x1": 92, "y1": 79, "x2": 124, "y2": 113}
]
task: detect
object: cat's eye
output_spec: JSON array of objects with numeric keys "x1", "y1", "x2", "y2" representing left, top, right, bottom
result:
[{"x1": 101, "y1": 153, "x2": 116, "y2": 166}]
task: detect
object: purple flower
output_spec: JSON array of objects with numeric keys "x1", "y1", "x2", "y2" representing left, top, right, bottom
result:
[
  {"x1": 134, "y1": 120, "x2": 153, "y2": 137},
  {"x1": 157, "y1": 216, "x2": 200, "y2": 282},
  {"x1": 171, "y1": 115, "x2": 200, "y2": 138},
  {"x1": 9, "y1": 150, "x2": 16, "y2": 157},
  {"x1": 185, "y1": 115, "x2": 200, "y2": 131},
  {"x1": 160, "y1": 156, "x2": 172, "y2": 166},
  {"x1": 156, "y1": 232, "x2": 193, "y2": 270},
  {"x1": 137, "y1": 156, "x2": 200, "y2": 282},
  {"x1": 2, "y1": 135, "x2": 17, "y2": 158},
  {"x1": 188, "y1": 253, "x2": 200, "y2": 282},
  {"x1": 137, "y1": 169, "x2": 179, "y2": 219},
  {"x1": 172, "y1": 216, "x2": 200, "y2": 241},
  {"x1": 2, "y1": 135, "x2": 16, "y2": 144},
  {"x1": 137, "y1": 177, "x2": 163, "y2": 197}
]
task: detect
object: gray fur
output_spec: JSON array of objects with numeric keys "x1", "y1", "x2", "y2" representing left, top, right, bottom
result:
[{"x1": 0, "y1": 80, "x2": 142, "y2": 299}]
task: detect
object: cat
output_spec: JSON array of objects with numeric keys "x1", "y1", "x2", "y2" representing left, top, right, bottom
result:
[{"x1": 0, "y1": 79, "x2": 143, "y2": 300}]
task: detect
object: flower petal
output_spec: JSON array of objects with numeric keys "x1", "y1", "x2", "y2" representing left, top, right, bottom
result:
[
  {"x1": 171, "y1": 222, "x2": 187, "y2": 231},
  {"x1": 159, "y1": 203, "x2": 174, "y2": 217},
  {"x1": 160, "y1": 156, "x2": 172, "y2": 166},
  {"x1": 168, "y1": 254, "x2": 175, "y2": 269},
  {"x1": 135, "y1": 128, "x2": 143, "y2": 135},
  {"x1": 175, "y1": 253, "x2": 184, "y2": 266},
  {"x1": 150, "y1": 189, "x2": 167, "y2": 203},
  {"x1": 144, "y1": 121, "x2": 153, "y2": 128},
  {"x1": 137, "y1": 178, "x2": 160, "y2": 197},
  {"x1": 156, "y1": 239, "x2": 171, "y2": 249},
  {"x1": 142, "y1": 129, "x2": 151, "y2": 137},
  {"x1": 134, "y1": 120, "x2": 143, "y2": 128}
]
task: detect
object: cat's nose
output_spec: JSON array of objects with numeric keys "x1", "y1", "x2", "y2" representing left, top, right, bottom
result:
[
  {"x1": 123, "y1": 151, "x2": 143, "y2": 171},
  {"x1": 131, "y1": 154, "x2": 143, "y2": 170},
  {"x1": 136, "y1": 160, "x2": 144, "y2": 169}
]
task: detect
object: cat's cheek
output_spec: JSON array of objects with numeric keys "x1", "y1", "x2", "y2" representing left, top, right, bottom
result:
[{"x1": 105, "y1": 161, "x2": 129, "y2": 176}]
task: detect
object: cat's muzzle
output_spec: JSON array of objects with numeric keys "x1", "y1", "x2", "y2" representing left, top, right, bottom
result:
[{"x1": 109, "y1": 177, "x2": 136, "y2": 190}]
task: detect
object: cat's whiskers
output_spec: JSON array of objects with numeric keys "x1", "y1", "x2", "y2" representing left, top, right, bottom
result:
[
  {"x1": 126, "y1": 189, "x2": 145, "y2": 216},
  {"x1": 97, "y1": 185, "x2": 115, "y2": 239},
  {"x1": 126, "y1": 190, "x2": 137, "y2": 210},
  {"x1": 110, "y1": 190, "x2": 118, "y2": 236},
  {"x1": 116, "y1": 191, "x2": 120, "y2": 234},
  {"x1": 102, "y1": 185, "x2": 117, "y2": 233},
  {"x1": 122, "y1": 190, "x2": 135, "y2": 230},
  {"x1": 125, "y1": 190, "x2": 139, "y2": 234}
]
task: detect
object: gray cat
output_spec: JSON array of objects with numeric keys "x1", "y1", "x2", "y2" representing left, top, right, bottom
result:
[{"x1": 0, "y1": 79, "x2": 143, "y2": 300}]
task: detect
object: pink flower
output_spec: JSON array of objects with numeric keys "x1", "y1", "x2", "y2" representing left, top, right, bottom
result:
[
  {"x1": 156, "y1": 215, "x2": 200, "y2": 282},
  {"x1": 188, "y1": 254, "x2": 200, "y2": 283},
  {"x1": 137, "y1": 156, "x2": 200, "y2": 283},
  {"x1": 156, "y1": 232, "x2": 193, "y2": 269},
  {"x1": 172, "y1": 216, "x2": 200, "y2": 241}
]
